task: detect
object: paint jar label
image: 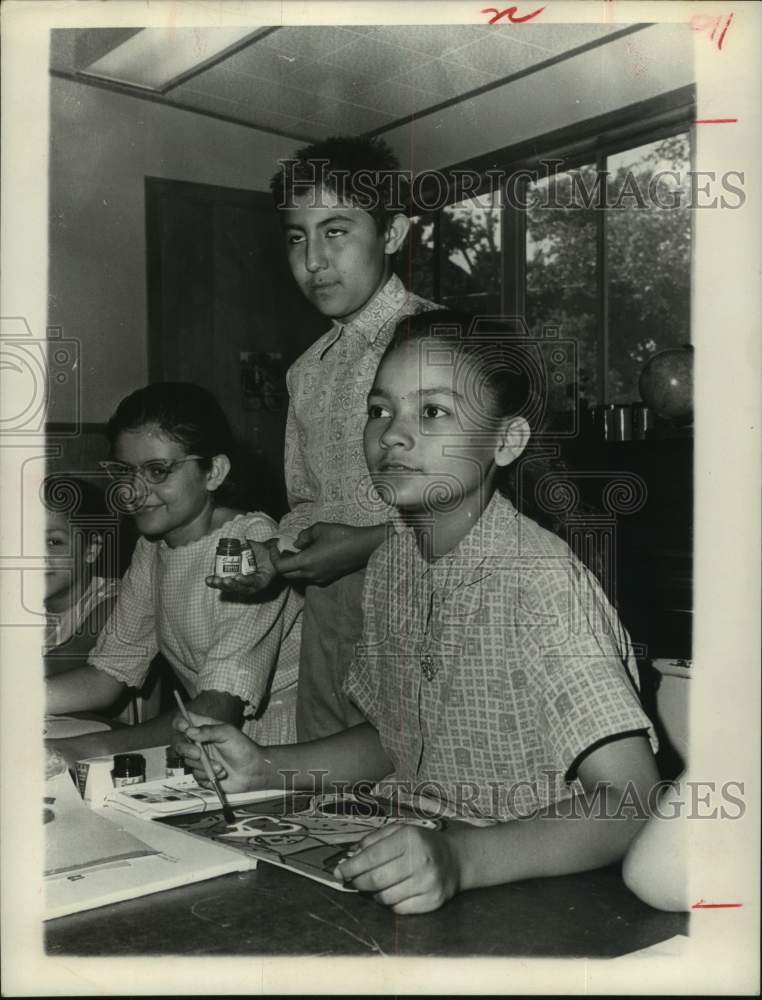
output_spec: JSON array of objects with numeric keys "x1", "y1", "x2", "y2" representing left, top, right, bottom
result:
[
  {"x1": 113, "y1": 774, "x2": 144, "y2": 788},
  {"x1": 215, "y1": 554, "x2": 241, "y2": 577},
  {"x1": 240, "y1": 545, "x2": 256, "y2": 576}
]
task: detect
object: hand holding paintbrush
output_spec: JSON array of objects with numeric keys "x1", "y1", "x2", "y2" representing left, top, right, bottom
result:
[{"x1": 173, "y1": 690, "x2": 237, "y2": 825}]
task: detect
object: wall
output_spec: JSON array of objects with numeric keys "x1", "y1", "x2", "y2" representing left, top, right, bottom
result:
[{"x1": 48, "y1": 77, "x2": 298, "y2": 422}]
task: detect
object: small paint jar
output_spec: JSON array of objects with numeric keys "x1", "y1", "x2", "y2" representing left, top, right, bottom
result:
[
  {"x1": 240, "y1": 541, "x2": 257, "y2": 576},
  {"x1": 111, "y1": 753, "x2": 146, "y2": 787},
  {"x1": 215, "y1": 538, "x2": 241, "y2": 577},
  {"x1": 165, "y1": 746, "x2": 191, "y2": 779}
]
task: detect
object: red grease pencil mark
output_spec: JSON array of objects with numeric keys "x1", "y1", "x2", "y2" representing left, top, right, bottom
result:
[
  {"x1": 717, "y1": 11, "x2": 734, "y2": 49},
  {"x1": 692, "y1": 899, "x2": 743, "y2": 909},
  {"x1": 694, "y1": 119, "x2": 739, "y2": 124},
  {"x1": 690, "y1": 12, "x2": 735, "y2": 51},
  {"x1": 481, "y1": 6, "x2": 545, "y2": 25}
]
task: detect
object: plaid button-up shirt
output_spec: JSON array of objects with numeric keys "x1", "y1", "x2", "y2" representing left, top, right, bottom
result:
[
  {"x1": 279, "y1": 274, "x2": 437, "y2": 536},
  {"x1": 345, "y1": 491, "x2": 657, "y2": 820}
]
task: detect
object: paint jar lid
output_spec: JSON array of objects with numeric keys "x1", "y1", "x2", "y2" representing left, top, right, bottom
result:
[
  {"x1": 112, "y1": 753, "x2": 146, "y2": 778},
  {"x1": 216, "y1": 538, "x2": 241, "y2": 554}
]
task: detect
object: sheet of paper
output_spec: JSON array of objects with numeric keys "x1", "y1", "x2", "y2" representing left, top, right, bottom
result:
[
  {"x1": 44, "y1": 774, "x2": 257, "y2": 919},
  {"x1": 44, "y1": 769, "x2": 156, "y2": 877},
  {"x1": 43, "y1": 715, "x2": 112, "y2": 738}
]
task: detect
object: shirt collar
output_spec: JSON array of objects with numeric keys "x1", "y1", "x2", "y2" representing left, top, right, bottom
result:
[
  {"x1": 318, "y1": 273, "x2": 408, "y2": 359},
  {"x1": 395, "y1": 491, "x2": 518, "y2": 588}
]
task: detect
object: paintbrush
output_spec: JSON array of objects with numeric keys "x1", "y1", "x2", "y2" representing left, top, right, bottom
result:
[{"x1": 172, "y1": 690, "x2": 237, "y2": 825}]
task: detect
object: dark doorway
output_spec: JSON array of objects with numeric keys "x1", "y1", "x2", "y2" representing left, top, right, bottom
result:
[{"x1": 145, "y1": 176, "x2": 325, "y2": 518}]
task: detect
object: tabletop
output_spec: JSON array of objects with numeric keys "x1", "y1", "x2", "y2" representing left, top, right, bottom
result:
[{"x1": 45, "y1": 860, "x2": 688, "y2": 959}]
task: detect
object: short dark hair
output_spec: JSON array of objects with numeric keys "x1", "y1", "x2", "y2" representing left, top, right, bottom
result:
[
  {"x1": 270, "y1": 134, "x2": 408, "y2": 233},
  {"x1": 106, "y1": 382, "x2": 233, "y2": 473}
]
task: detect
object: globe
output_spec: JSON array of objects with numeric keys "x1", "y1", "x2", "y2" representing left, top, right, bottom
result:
[{"x1": 638, "y1": 347, "x2": 693, "y2": 424}]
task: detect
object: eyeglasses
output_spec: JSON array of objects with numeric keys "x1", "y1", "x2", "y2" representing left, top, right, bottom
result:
[{"x1": 99, "y1": 456, "x2": 203, "y2": 486}]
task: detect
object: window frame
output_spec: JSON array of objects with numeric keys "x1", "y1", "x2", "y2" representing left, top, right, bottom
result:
[{"x1": 418, "y1": 85, "x2": 696, "y2": 404}]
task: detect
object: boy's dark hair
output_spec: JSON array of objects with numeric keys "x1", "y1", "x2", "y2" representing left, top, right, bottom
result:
[
  {"x1": 270, "y1": 135, "x2": 408, "y2": 234},
  {"x1": 106, "y1": 382, "x2": 233, "y2": 473}
]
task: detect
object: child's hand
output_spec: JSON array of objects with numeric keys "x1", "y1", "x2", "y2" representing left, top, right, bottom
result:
[
  {"x1": 205, "y1": 538, "x2": 281, "y2": 598},
  {"x1": 332, "y1": 823, "x2": 461, "y2": 914},
  {"x1": 172, "y1": 710, "x2": 271, "y2": 793},
  {"x1": 273, "y1": 522, "x2": 384, "y2": 586}
]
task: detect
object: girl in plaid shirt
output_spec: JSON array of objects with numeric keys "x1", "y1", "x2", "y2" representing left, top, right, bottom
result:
[{"x1": 175, "y1": 313, "x2": 660, "y2": 914}]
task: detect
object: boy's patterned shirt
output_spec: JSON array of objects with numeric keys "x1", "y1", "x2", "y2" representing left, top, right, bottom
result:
[
  {"x1": 344, "y1": 492, "x2": 658, "y2": 821},
  {"x1": 280, "y1": 274, "x2": 437, "y2": 535}
]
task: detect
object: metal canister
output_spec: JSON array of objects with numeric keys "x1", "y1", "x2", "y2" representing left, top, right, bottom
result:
[{"x1": 631, "y1": 403, "x2": 654, "y2": 440}]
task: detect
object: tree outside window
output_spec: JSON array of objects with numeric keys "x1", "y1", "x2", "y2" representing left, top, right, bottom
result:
[{"x1": 405, "y1": 131, "x2": 692, "y2": 411}]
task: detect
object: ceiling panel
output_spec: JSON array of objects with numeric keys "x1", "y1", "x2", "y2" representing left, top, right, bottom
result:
[
  {"x1": 51, "y1": 23, "x2": 635, "y2": 140},
  {"x1": 445, "y1": 32, "x2": 561, "y2": 79},
  {"x1": 393, "y1": 58, "x2": 495, "y2": 98},
  {"x1": 254, "y1": 25, "x2": 367, "y2": 62},
  {"x1": 355, "y1": 24, "x2": 487, "y2": 57},
  {"x1": 493, "y1": 22, "x2": 623, "y2": 53},
  {"x1": 353, "y1": 79, "x2": 442, "y2": 117},
  {"x1": 317, "y1": 34, "x2": 440, "y2": 87},
  {"x1": 173, "y1": 87, "x2": 312, "y2": 134}
]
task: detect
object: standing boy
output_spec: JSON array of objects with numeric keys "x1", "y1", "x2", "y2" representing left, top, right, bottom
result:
[{"x1": 210, "y1": 136, "x2": 437, "y2": 739}]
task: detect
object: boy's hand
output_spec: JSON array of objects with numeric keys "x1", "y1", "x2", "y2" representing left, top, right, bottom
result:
[
  {"x1": 332, "y1": 823, "x2": 461, "y2": 914},
  {"x1": 205, "y1": 538, "x2": 281, "y2": 598},
  {"x1": 273, "y1": 522, "x2": 385, "y2": 586},
  {"x1": 172, "y1": 710, "x2": 272, "y2": 793}
]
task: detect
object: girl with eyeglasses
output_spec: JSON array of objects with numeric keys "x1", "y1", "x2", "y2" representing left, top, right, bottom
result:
[{"x1": 46, "y1": 382, "x2": 302, "y2": 765}]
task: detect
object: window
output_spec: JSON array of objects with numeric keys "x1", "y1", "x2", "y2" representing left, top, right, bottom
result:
[
  {"x1": 605, "y1": 134, "x2": 692, "y2": 402},
  {"x1": 438, "y1": 193, "x2": 502, "y2": 314},
  {"x1": 526, "y1": 164, "x2": 599, "y2": 403},
  {"x1": 405, "y1": 101, "x2": 693, "y2": 410}
]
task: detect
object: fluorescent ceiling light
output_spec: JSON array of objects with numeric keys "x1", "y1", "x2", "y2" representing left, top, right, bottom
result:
[{"x1": 80, "y1": 27, "x2": 269, "y2": 92}]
